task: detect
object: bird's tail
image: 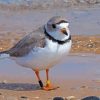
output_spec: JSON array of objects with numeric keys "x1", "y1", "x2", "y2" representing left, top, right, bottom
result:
[{"x1": 0, "y1": 51, "x2": 10, "y2": 60}]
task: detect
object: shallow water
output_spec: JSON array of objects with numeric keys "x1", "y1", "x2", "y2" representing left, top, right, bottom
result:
[
  {"x1": 0, "y1": 7, "x2": 100, "y2": 35},
  {"x1": 0, "y1": 54, "x2": 100, "y2": 82}
]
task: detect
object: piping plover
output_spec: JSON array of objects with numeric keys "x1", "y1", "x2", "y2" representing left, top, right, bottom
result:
[{"x1": 0, "y1": 16, "x2": 72, "y2": 91}]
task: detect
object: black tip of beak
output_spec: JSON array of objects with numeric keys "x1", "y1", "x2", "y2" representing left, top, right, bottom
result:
[
  {"x1": 61, "y1": 29, "x2": 68, "y2": 35},
  {"x1": 63, "y1": 31, "x2": 68, "y2": 35}
]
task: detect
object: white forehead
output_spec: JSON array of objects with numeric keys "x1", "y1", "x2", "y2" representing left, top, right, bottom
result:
[{"x1": 57, "y1": 23, "x2": 69, "y2": 28}]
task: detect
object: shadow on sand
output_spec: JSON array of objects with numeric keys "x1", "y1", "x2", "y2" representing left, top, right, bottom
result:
[{"x1": 0, "y1": 83, "x2": 41, "y2": 91}]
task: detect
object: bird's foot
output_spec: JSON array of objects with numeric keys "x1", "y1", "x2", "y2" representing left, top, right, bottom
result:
[{"x1": 42, "y1": 80, "x2": 59, "y2": 91}]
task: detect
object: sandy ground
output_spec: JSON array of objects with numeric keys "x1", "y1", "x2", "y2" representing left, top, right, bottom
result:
[{"x1": 0, "y1": 80, "x2": 99, "y2": 100}]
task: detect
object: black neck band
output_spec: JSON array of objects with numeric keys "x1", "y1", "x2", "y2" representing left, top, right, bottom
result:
[{"x1": 44, "y1": 27, "x2": 71, "y2": 45}]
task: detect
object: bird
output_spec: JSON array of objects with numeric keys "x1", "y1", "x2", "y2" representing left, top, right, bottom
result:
[{"x1": 0, "y1": 16, "x2": 72, "y2": 91}]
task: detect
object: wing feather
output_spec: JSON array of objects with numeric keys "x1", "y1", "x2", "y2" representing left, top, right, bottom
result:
[{"x1": 7, "y1": 27, "x2": 46, "y2": 57}]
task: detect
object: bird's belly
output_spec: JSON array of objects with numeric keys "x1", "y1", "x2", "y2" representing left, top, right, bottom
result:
[
  {"x1": 12, "y1": 41, "x2": 71, "y2": 70},
  {"x1": 12, "y1": 48, "x2": 60, "y2": 70}
]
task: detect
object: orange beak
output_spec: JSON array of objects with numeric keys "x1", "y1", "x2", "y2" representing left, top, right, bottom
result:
[{"x1": 60, "y1": 28, "x2": 68, "y2": 35}]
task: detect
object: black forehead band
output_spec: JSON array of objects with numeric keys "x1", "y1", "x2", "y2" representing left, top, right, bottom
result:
[{"x1": 56, "y1": 20, "x2": 68, "y2": 25}]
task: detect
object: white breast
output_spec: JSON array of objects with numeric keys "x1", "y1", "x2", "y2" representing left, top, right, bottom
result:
[{"x1": 12, "y1": 39, "x2": 72, "y2": 70}]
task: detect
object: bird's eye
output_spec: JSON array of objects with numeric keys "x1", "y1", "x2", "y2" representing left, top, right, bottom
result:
[{"x1": 52, "y1": 24, "x2": 56, "y2": 28}]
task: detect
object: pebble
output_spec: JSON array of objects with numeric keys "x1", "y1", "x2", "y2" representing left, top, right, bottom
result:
[
  {"x1": 53, "y1": 97, "x2": 64, "y2": 100},
  {"x1": 65, "y1": 96, "x2": 76, "y2": 100},
  {"x1": 80, "y1": 85, "x2": 88, "y2": 89},
  {"x1": 20, "y1": 96, "x2": 29, "y2": 100},
  {"x1": 53, "y1": 96, "x2": 100, "y2": 100},
  {"x1": 81, "y1": 96, "x2": 100, "y2": 100},
  {"x1": 86, "y1": 43, "x2": 95, "y2": 48},
  {"x1": 1, "y1": 80, "x2": 8, "y2": 84}
]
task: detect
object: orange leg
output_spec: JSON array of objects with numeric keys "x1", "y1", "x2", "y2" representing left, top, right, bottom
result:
[
  {"x1": 42, "y1": 69, "x2": 59, "y2": 91},
  {"x1": 46, "y1": 69, "x2": 51, "y2": 87},
  {"x1": 34, "y1": 70, "x2": 44, "y2": 88},
  {"x1": 46, "y1": 69, "x2": 49, "y2": 81},
  {"x1": 33, "y1": 69, "x2": 59, "y2": 91}
]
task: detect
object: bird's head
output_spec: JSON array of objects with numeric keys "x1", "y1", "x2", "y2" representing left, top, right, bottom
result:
[{"x1": 44, "y1": 16, "x2": 70, "y2": 41}]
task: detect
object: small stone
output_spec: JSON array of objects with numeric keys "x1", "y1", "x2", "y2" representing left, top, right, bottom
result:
[
  {"x1": 89, "y1": 39, "x2": 92, "y2": 42},
  {"x1": 53, "y1": 97, "x2": 64, "y2": 100},
  {"x1": 80, "y1": 85, "x2": 88, "y2": 89},
  {"x1": 87, "y1": 44, "x2": 94, "y2": 48},
  {"x1": 65, "y1": 96, "x2": 76, "y2": 100},
  {"x1": 81, "y1": 96, "x2": 100, "y2": 100},
  {"x1": 20, "y1": 96, "x2": 29, "y2": 100},
  {"x1": 2, "y1": 80, "x2": 7, "y2": 84}
]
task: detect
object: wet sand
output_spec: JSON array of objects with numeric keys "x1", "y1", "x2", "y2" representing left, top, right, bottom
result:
[
  {"x1": 0, "y1": 53, "x2": 100, "y2": 100},
  {"x1": 0, "y1": 80, "x2": 99, "y2": 100},
  {"x1": 0, "y1": 45, "x2": 100, "y2": 98}
]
